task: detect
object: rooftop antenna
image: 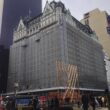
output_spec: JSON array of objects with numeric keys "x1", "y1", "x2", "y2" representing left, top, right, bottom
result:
[
  {"x1": 29, "y1": 9, "x2": 31, "y2": 18},
  {"x1": 20, "y1": 16, "x2": 22, "y2": 19}
]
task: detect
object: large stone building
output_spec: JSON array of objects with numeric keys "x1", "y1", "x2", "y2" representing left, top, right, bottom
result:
[
  {"x1": 7, "y1": 1, "x2": 107, "y2": 93},
  {"x1": 0, "y1": 46, "x2": 9, "y2": 93},
  {"x1": 81, "y1": 9, "x2": 110, "y2": 58}
]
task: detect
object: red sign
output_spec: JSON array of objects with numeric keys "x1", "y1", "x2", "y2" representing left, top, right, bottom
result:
[
  {"x1": 39, "y1": 96, "x2": 46, "y2": 101},
  {"x1": 39, "y1": 96, "x2": 46, "y2": 105},
  {"x1": 0, "y1": 96, "x2": 3, "y2": 101}
]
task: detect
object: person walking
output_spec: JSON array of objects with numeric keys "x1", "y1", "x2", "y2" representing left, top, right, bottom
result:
[
  {"x1": 5, "y1": 100, "x2": 11, "y2": 110},
  {"x1": 54, "y1": 96, "x2": 59, "y2": 109},
  {"x1": 81, "y1": 94, "x2": 89, "y2": 110},
  {"x1": 90, "y1": 95, "x2": 96, "y2": 110},
  {"x1": 11, "y1": 98, "x2": 16, "y2": 110},
  {"x1": 106, "y1": 93, "x2": 110, "y2": 110},
  {"x1": 32, "y1": 97, "x2": 39, "y2": 110}
]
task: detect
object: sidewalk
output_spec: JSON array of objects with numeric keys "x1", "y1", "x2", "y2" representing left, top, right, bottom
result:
[
  {"x1": 73, "y1": 106, "x2": 108, "y2": 110},
  {"x1": 97, "y1": 107, "x2": 108, "y2": 110}
]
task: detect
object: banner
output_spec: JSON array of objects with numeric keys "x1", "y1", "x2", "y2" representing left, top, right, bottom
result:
[{"x1": 16, "y1": 98, "x2": 31, "y2": 105}]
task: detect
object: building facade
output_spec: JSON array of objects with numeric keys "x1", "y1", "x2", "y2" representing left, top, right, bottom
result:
[
  {"x1": 104, "y1": 54, "x2": 110, "y2": 90},
  {"x1": 0, "y1": 46, "x2": 9, "y2": 93},
  {"x1": 0, "y1": 0, "x2": 42, "y2": 94},
  {"x1": 0, "y1": 0, "x2": 42, "y2": 48},
  {"x1": 7, "y1": 1, "x2": 107, "y2": 93},
  {"x1": 81, "y1": 9, "x2": 110, "y2": 58}
]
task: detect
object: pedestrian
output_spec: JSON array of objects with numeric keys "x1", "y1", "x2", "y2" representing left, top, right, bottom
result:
[
  {"x1": 81, "y1": 94, "x2": 89, "y2": 110},
  {"x1": 11, "y1": 98, "x2": 16, "y2": 110},
  {"x1": 32, "y1": 97, "x2": 39, "y2": 110},
  {"x1": 6, "y1": 99, "x2": 11, "y2": 110},
  {"x1": 54, "y1": 96, "x2": 59, "y2": 109},
  {"x1": 95, "y1": 97, "x2": 99, "y2": 107},
  {"x1": 98, "y1": 97, "x2": 102, "y2": 107},
  {"x1": 101, "y1": 97, "x2": 105, "y2": 107},
  {"x1": 90, "y1": 95, "x2": 96, "y2": 110},
  {"x1": 107, "y1": 93, "x2": 110, "y2": 110},
  {"x1": 50, "y1": 98, "x2": 54, "y2": 109}
]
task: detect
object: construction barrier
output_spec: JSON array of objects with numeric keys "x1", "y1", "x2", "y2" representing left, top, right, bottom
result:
[
  {"x1": 0, "y1": 96, "x2": 5, "y2": 110},
  {"x1": 0, "y1": 106, "x2": 5, "y2": 110},
  {"x1": 17, "y1": 105, "x2": 33, "y2": 110}
]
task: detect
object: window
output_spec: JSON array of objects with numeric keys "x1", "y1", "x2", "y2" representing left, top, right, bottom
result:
[
  {"x1": 85, "y1": 19, "x2": 89, "y2": 25},
  {"x1": 36, "y1": 38, "x2": 40, "y2": 42},
  {"x1": 84, "y1": 13, "x2": 89, "y2": 19}
]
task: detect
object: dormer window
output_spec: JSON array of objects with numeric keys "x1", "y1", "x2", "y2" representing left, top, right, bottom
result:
[
  {"x1": 19, "y1": 24, "x2": 22, "y2": 30},
  {"x1": 43, "y1": 1, "x2": 53, "y2": 16},
  {"x1": 36, "y1": 39, "x2": 40, "y2": 42},
  {"x1": 27, "y1": 30, "x2": 29, "y2": 34},
  {"x1": 33, "y1": 27, "x2": 35, "y2": 31},
  {"x1": 30, "y1": 29, "x2": 32, "y2": 33}
]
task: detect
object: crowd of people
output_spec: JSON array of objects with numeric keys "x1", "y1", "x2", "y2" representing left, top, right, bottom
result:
[
  {"x1": 81, "y1": 93, "x2": 109, "y2": 110},
  {"x1": 29, "y1": 96, "x2": 60, "y2": 110},
  {"x1": 0, "y1": 96, "x2": 16, "y2": 110},
  {"x1": 0, "y1": 96, "x2": 60, "y2": 110},
  {"x1": 0, "y1": 93, "x2": 110, "y2": 110}
]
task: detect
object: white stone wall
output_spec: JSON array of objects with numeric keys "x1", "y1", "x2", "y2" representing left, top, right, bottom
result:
[{"x1": 7, "y1": 1, "x2": 107, "y2": 92}]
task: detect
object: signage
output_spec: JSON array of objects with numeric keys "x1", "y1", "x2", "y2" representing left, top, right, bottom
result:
[
  {"x1": 16, "y1": 99, "x2": 31, "y2": 105},
  {"x1": 39, "y1": 96, "x2": 46, "y2": 105}
]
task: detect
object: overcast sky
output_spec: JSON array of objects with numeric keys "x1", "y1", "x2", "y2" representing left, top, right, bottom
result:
[
  {"x1": 43, "y1": 0, "x2": 110, "y2": 20},
  {"x1": 0, "y1": 0, "x2": 110, "y2": 33}
]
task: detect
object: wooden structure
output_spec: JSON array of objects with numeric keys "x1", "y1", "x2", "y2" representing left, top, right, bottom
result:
[{"x1": 56, "y1": 61, "x2": 80, "y2": 103}]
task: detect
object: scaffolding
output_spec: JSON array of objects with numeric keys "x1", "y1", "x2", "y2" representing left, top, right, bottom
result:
[{"x1": 56, "y1": 61, "x2": 80, "y2": 103}]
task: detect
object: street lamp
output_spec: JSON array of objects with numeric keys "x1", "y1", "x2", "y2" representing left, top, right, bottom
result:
[
  {"x1": 14, "y1": 82, "x2": 19, "y2": 109},
  {"x1": 14, "y1": 82, "x2": 19, "y2": 96}
]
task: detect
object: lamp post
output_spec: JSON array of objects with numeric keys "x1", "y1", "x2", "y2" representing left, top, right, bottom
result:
[
  {"x1": 14, "y1": 82, "x2": 19, "y2": 109},
  {"x1": 14, "y1": 82, "x2": 19, "y2": 97}
]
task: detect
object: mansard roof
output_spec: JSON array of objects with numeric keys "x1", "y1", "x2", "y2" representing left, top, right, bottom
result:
[
  {"x1": 20, "y1": 1, "x2": 66, "y2": 26},
  {"x1": 15, "y1": 0, "x2": 94, "y2": 36},
  {"x1": 49, "y1": 1, "x2": 66, "y2": 12},
  {"x1": 56, "y1": 1, "x2": 65, "y2": 9},
  {"x1": 27, "y1": 13, "x2": 42, "y2": 23},
  {"x1": 21, "y1": 13, "x2": 42, "y2": 28}
]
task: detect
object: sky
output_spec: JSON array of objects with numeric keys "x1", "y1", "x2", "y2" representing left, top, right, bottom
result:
[
  {"x1": 43, "y1": 0, "x2": 110, "y2": 20},
  {"x1": 0, "y1": 0, "x2": 110, "y2": 33}
]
